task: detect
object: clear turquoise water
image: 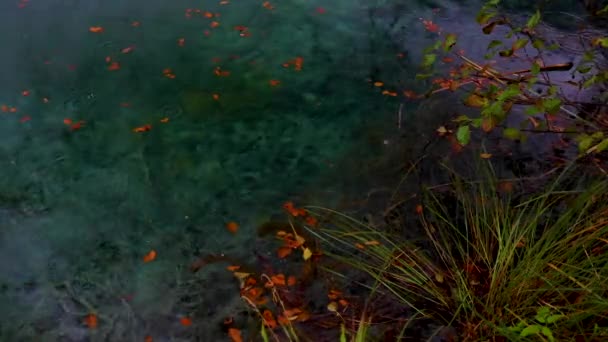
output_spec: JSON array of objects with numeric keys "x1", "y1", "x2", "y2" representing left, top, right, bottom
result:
[{"x1": 0, "y1": 0, "x2": 588, "y2": 340}]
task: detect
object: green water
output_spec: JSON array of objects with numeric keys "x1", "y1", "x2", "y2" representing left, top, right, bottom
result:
[{"x1": 0, "y1": 0, "x2": 587, "y2": 340}]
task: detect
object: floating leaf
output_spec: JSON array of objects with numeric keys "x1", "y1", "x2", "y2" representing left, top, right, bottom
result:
[
  {"x1": 480, "y1": 153, "x2": 492, "y2": 159},
  {"x1": 225, "y1": 221, "x2": 239, "y2": 234},
  {"x1": 143, "y1": 250, "x2": 157, "y2": 263}
]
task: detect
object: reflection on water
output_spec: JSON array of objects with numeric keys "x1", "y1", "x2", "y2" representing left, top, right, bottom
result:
[{"x1": 0, "y1": 0, "x2": 592, "y2": 340}]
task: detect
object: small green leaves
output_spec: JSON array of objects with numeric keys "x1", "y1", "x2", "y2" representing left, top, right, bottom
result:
[
  {"x1": 526, "y1": 10, "x2": 541, "y2": 29},
  {"x1": 456, "y1": 125, "x2": 471, "y2": 146},
  {"x1": 482, "y1": 19, "x2": 506, "y2": 34},
  {"x1": 503, "y1": 127, "x2": 521, "y2": 140},
  {"x1": 540, "y1": 97, "x2": 561, "y2": 115},
  {"x1": 422, "y1": 53, "x2": 437, "y2": 68},
  {"x1": 520, "y1": 325, "x2": 541, "y2": 337},
  {"x1": 513, "y1": 38, "x2": 529, "y2": 50},
  {"x1": 592, "y1": 37, "x2": 608, "y2": 48},
  {"x1": 443, "y1": 33, "x2": 457, "y2": 52},
  {"x1": 463, "y1": 93, "x2": 488, "y2": 108}
]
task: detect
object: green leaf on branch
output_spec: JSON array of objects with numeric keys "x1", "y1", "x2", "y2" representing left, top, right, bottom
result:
[
  {"x1": 513, "y1": 38, "x2": 529, "y2": 50},
  {"x1": 541, "y1": 98, "x2": 561, "y2": 114},
  {"x1": 464, "y1": 93, "x2": 489, "y2": 108},
  {"x1": 520, "y1": 325, "x2": 541, "y2": 337},
  {"x1": 592, "y1": 37, "x2": 608, "y2": 48},
  {"x1": 526, "y1": 10, "x2": 541, "y2": 29},
  {"x1": 422, "y1": 53, "x2": 437, "y2": 68},
  {"x1": 456, "y1": 125, "x2": 471, "y2": 146},
  {"x1": 487, "y1": 39, "x2": 502, "y2": 50},
  {"x1": 482, "y1": 19, "x2": 506, "y2": 34},
  {"x1": 497, "y1": 84, "x2": 521, "y2": 101},
  {"x1": 499, "y1": 49, "x2": 514, "y2": 57},
  {"x1": 578, "y1": 134, "x2": 594, "y2": 152},
  {"x1": 503, "y1": 127, "x2": 521, "y2": 140},
  {"x1": 443, "y1": 33, "x2": 457, "y2": 52}
]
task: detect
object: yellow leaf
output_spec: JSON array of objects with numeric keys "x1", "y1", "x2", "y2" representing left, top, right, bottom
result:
[
  {"x1": 327, "y1": 301, "x2": 338, "y2": 312},
  {"x1": 436, "y1": 126, "x2": 448, "y2": 136},
  {"x1": 480, "y1": 153, "x2": 492, "y2": 159},
  {"x1": 463, "y1": 93, "x2": 488, "y2": 108},
  {"x1": 233, "y1": 272, "x2": 251, "y2": 280},
  {"x1": 302, "y1": 247, "x2": 312, "y2": 260}
]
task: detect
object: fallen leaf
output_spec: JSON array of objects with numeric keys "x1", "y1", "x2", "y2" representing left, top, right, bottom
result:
[
  {"x1": 302, "y1": 247, "x2": 312, "y2": 260},
  {"x1": 212, "y1": 93, "x2": 220, "y2": 101},
  {"x1": 177, "y1": 38, "x2": 185, "y2": 47},
  {"x1": 160, "y1": 117, "x2": 169, "y2": 123},
  {"x1": 277, "y1": 246, "x2": 292, "y2": 259},
  {"x1": 415, "y1": 204, "x2": 423, "y2": 215},
  {"x1": 364, "y1": 240, "x2": 381, "y2": 246},
  {"x1": 327, "y1": 302, "x2": 338, "y2": 312},
  {"x1": 480, "y1": 153, "x2": 492, "y2": 159},
  {"x1": 143, "y1": 250, "x2": 157, "y2": 263},
  {"x1": 269, "y1": 79, "x2": 281, "y2": 87},
  {"x1": 262, "y1": 310, "x2": 277, "y2": 329},
  {"x1": 83, "y1": 313, "x2": 98, "y2": 329},
  {"x1": 262, "y1": 1, "x2": 274, "y2": 10},
  {"x1": 228, "y1": 328, "x2": 243, "y2": 342},
  {"x1": 180, "y1": 317, "x2": 192, "y2": 326},
  {"x1": 225, "y1": 221, "x2": 239, "y2": 234},
  {"x1": 373, "y1": 81, "x2": 384, "y2": 87},
  {"x1": 89, "y1": 26, "x2": 104, "y2": 33},
  {"x1": 107, "y1": 62, "x2": 121, "y2": 71},
  {"x1": 226, "y1": 265, "x2": 241, "y2": 272},
  {"x1": 133, "y1": 124, "x2": 152, "y2": 133}
]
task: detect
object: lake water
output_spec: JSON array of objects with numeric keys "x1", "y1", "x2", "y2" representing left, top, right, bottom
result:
[{"x1": 0, "y1": 0, "x2": 595, "y2": 341}]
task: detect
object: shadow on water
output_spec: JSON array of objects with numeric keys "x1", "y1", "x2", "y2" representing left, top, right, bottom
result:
[{"x1": 0, "y1": 0, "x2": 605, "y2": 340}]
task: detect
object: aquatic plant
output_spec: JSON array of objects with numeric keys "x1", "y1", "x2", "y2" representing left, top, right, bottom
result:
[{"x1": 305, "y1": 162, "x2": 608, "y2": 340}]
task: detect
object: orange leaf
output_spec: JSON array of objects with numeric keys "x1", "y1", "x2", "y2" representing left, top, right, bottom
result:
[
  {"x1": 83, "y1": 313, "x2": 98, "y2": 329},
  {"x1": 144, "y1": 335, "x2": 153, "y2": 342},
  {"x1": 143, "y1": 249, "x2": 157, "y2": 263},
  {"x1": 180, "y1": 317, "x2": 192, "y2": 326},
  {"x1": 210, "y1": 21, "x2": 220, "y2": 28},
  {"x1": 226, "y1": 265, "x2": 241, "y2": 272},
  {"x1": 354, "y1": 243, "x2": 365, "y2": 250},
  {"x1": 269, "y1": 79, "x2": 281, "y2": 87},
  {"x1": 107, "y1": 62, "x2": 121, "y2": 71},
  {"x1": 328, "y1": 289, "x2": 342, "y2": 300},
  {"x1": 270, "y1": 274, "x2": 286, "y2": 286},
  {"x1": 287, "y1": 275, "x2": 296, "y2": 286},
  {"x1": 415, "y1": 204, "x2": 423, "y2": 215},
  {"x1": 277, "y1": 246, "x2": 292, "y2": 259},
  {"x1": 304, "y1": 215, "x2": 318, "y2": 227},
  {"x1": 212, "y1": 93, "x2": 220, "y2": 101},
  {"x1": 262, "y1": 310, "x2": 277, "y2": 329},
  {"x1": 228, "y1": 328, "x2": 243, "y2": 342},
  {"x1": 364, "y1": 240, "x2": 381, "y2": 246},
  {"x1": 262, "y1": 1, "x2": 274, "y2": 10},
  {"x1": 225, "y1": 221, "x2": 239, "y2": 234},
  {"x1": 133, "y1": 124, "x2": 152, "y2": 133},
  {"x1": 89, "y1": 26, "x2": 104, "y2": 33},
  {"x1": 373, "y1": 81, "x2": 384, "y2": 87}
]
